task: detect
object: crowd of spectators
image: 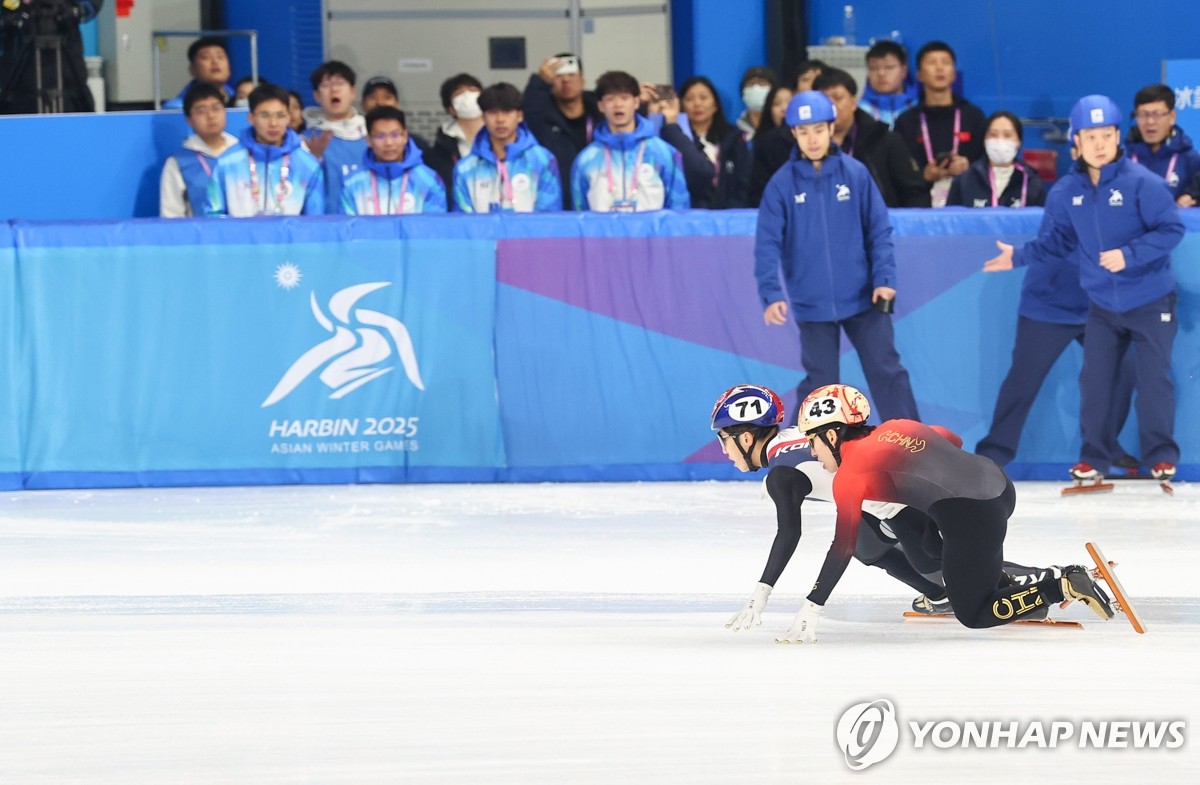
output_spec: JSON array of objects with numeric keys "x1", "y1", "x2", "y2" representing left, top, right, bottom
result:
[{"x1": 156, "y1": 36, "x2": 1200, "y2": 221}]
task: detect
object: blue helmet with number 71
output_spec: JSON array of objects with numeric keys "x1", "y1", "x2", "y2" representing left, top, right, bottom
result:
[
  {"x1": 710, "y1": 384, "x2": 786, "y2": 430},
  {"x1": 798, "y1": 384, "x2": 870, "y2": 434}
]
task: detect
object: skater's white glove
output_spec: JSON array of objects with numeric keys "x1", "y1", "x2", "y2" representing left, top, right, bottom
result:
[
  {"x1": 726, "y1": 582, "x2": 772, "y2": 631},
  {"x1": 777, "y1": 600, "x2": 823, "y2": 644}
]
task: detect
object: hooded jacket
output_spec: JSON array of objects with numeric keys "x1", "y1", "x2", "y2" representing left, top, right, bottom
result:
[
  {"x1": 340, "y1": 141, "x2": 447, "y2": 215},
  {"x1": 1125, "y1": 125, "x2": 1200, "y2": 198},
  {"x1": 451, "y1": 124, "x2": 562, "y2": 213},
  {"x1": 754, "y1": 143, "x2": 895, "y2": 322},
  {"x1": 859, "y1": 81, "x2": 919, "y2": 130},
  {"x1": 207, "y1": 127, "x2": 324, "y2": 216},
  {"x1": 570, "y1": 115, "x2": 690, "y2": 212},
  {"x1": 304, "y1": 109, "x2": 368, "y2": 213},
  {"x1": 1013, "y1": 154, "x2": 1183, "y2": 313},
  {"x1": 160, "y1": 131, "x2": 240, "y2": 218}
]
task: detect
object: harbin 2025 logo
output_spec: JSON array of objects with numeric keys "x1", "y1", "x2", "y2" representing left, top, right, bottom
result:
[{"x1": 262, "y1": 264, "x2": 425, "y2": 407}]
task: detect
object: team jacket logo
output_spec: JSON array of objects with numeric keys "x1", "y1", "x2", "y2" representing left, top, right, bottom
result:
[
  {"x1": 794, "y1": 192, "x2": 807, "y2": 204},
  {"x1": 1108, "y1": 189, "x2": 1124, "y2": 207},
  {"x1": 835, "y1": 183, "x2": 851, "y2": 201},
  {"x1": 1072, "y1": 195, "x2": 1084, "y2": 206},
  {"x1": 262, "y1": 282, "x2": 425, "y2": 407}
]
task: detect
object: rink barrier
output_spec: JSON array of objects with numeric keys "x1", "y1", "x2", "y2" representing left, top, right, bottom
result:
[{"x1": 1, "y1": 210, "x2": 1197, "y2": 490}]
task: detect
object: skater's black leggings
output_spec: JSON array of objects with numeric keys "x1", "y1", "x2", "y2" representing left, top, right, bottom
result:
[{"x1": 929, "y1": 479, "x2": 1056, "y2": 628}]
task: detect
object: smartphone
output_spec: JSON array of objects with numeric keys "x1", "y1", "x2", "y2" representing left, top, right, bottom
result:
[
  {"x1": 934, "y1": 152, "x2": 953, "y2": 167},
  {"x1": 655, "y1": 84, "x2": 676, "y2": 102}
]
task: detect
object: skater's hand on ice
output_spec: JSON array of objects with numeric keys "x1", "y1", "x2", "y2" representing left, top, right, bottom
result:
[
  {"x1": 1099, "y1": 248, "x2": 1127, "y2": 272},
  {"x1": 777, "y1": 600, "x2": 823, "y2": 644},
  {"x1": 982, "y1": 241, "x2": 1014, "y2": 272},
  {"x1": 726, "y1": 582, "x2": 772, "y2": 631},
  {"x1": 763, "y1": 301, "x2": 788, "y2": 326}
]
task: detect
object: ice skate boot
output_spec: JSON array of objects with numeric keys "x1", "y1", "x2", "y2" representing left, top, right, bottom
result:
[
  {"x1": 1059, "y1": 565, "x2": 1114, "y2": 620},
  {"x1": 911, "y1": 593, "x2": 952, "y2": 616},
  {"x1": 1061, "y1": 462, "x2": 1113, "y2": 496},
  {"x1": 1150, "y1": 463, "x2": 1176, "y2": 496}
]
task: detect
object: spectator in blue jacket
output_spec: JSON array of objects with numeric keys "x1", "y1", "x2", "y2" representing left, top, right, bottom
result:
[
  {"x1": 984, "y1": 95, "x2": 1184, "y2": 484},
  {"x1": 659, "y1": 76, "x2": 750, "y2": 209},
  {"x1": 452, "y1": 82, "x2": 562, "y2": 212},
  {"x1": 1125, "y1": 84, "x2": 1200, "y2": 205},
  {"x1": 162, "y1": 37, "x2": 233, "y2": 109},
  {"x1": 859, "y1": 40, "x2": 917, "y2": 130},
  {"x1": 341, "y1": 106, "x2": 447, "y2": 215},
  {"x1": 160, "y1": 82, "x2": 239, "y2": 218},
  {"x1": 947, "y1": 111, "x2": 1046, "y2": 208},
  {"x1": 755, "y1": 91, "x2": 920, "y2": 424},
  {"x1": 303, "y1": 61, "x2": 367, "y2": 213},
  {"x1": 571, "y1": 70, "x2": 689, "y2": 212}
]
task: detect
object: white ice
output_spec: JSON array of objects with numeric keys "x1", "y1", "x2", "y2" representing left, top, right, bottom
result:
[{"x1": 1, "y1": 480, "x2": 1197, "y2": 783}]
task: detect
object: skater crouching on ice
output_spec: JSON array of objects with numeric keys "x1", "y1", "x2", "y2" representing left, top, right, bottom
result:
[
  {"x1": 983, "y1": 95, "x2": 1184, "y2": 487},
  {"x1": 710, "y1": 384, "x2": 954, "y2": 636},
  {"x1": 784, "y1": 383, "x2": 1115, "y2": 643}
]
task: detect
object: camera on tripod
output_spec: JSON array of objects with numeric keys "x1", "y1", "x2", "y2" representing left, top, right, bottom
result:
[{"x1": 1, "y1": 0, "x2": 98, "y2": 114}]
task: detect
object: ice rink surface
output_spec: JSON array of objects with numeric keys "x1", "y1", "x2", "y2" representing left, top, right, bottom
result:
[{"x1": 1, "y1": 479, "x2": 1198, "y2": 783}]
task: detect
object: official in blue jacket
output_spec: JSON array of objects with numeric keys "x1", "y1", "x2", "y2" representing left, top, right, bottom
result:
[
  {"x1": 984, "y1": 95, "x2": 1184, "y2": 483},
  {"x1": 755, "y1": 91, "x2": 919, "y2": 424},
  {"x1": 1125, "y1": 83, "x2": 1200, "y2": 202}
]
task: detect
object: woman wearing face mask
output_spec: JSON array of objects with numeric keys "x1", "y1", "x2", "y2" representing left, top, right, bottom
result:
[
  {"x1": 426, "y1": 73, "x2": 486, "y2": 193},
  {"x1": 755, "y1": 84, "x2": 794, "y2": 139},
  {"x1": 734, "y1": 67, "x2": 778, "y2": 143},
  {"x1": 947, "y1": 111, "x2": 1046, "y2": 208},
  {"x1": 659, "y1": 76, "x2": 751, "y2": 209}
]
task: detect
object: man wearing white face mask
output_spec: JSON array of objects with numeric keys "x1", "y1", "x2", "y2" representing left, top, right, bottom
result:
[
  {"x1": 734, "y1": 67, "x2": 777, "y2": 144},
  {"x1": 947, "y1": 111, "x2": 1046, "y2": 209},
  {"x1": 426, "y1": 73, "x2": 486, "y2": 191}
]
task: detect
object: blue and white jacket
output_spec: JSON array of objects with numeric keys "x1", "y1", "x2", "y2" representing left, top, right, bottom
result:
[
  {"x1": 755, "y1": 144, "x2": 895, "y2": 322},
  {"x1": 207, "y1": 127, "x2": 325, "y2": 216},
  {"x1": 858, "y1": 82, "x2": 919, "y2": 130},
  {"x1": 305, "y1": 110, "x2": 368, "y2": 214},
  {"x1": 1125, "y1": 126, "x2": 1200, "y2": 198},
  {"x1": 160, "y1": 131, "x2": 240, "y2": 217},
  {"x1": 452, "y1": 124, "x2": 562, "y2": 213},
  {"x1": 570, "y1": 116, "x2": 690, "y2": 212},
  {"x1": 340, "y1": 143, "x2": 447, "y2": 215},
  {"x1": 1013, "y1": 154, "x2": 1184, "y2": 314}
]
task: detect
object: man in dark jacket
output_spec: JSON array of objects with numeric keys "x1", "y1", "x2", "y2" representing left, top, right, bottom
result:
[
  {"x1": 748, "y1": 68, "x2": 928, "y2": 208},
  {"x1": 0, "y1": 0, "x2": 100, "y2": 114},
  {"x1": 522, "y1": 53, "x2": 602, "y2": 209}
]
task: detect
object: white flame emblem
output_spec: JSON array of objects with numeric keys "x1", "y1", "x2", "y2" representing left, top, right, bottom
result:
[{"x1": 261, "y1": 282, "x2": 424, "y2": 407}]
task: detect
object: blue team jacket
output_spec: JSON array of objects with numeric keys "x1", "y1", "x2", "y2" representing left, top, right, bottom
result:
[
  {"x1": 754, "y1": 145, "x2": 895, "y2": 322},
  {"x1": 1125, "y1": 126, "x2": 1200, "y2": 198},
  {"x1": 340, "y1": 143, "x2": 447, "y2": 215},
  {"x1": 1014, "y1": 155, "x2": 1184, "y2": 313},
  {"x1": 452, "y1": 124, "x2": 562, "y2": 213},
  {"x1": 207, "y1": 128, "x2": 325, "y2": 216},
  {"x1": 570, "y1": 115, "x2": 690, "y2": 212}
]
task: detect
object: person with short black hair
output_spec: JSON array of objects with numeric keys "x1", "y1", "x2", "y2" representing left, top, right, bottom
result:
[
  {"x1": 162, "y1": 36, "x2": 232, "y2": 109},
  {"x1": 893, "y1": 41, "x2": 987, "y2": 207},
  {"x1": 1126, "y1": 83, "x2": 1200, "y2": 205},
  {"x1": 303, "y1": 60, "x2": 366, "y2": 212},
  {"x1": 859, "y1": 40, "x2": 917, "y2": 129},
  {"x1": 207, "y1": 83, "x2": 324, "y2": 216},
  {"x1": 522, "y1": 53, "x2": 603, "y2": 209},
  {"x1": 340, "y1": 106, "x2": 446, "y2": 215},
  {"x1": 232, "y1": 75, "x2": 257, "y2": 107},
  {"x1": 570, "y1": 70, "x2": 689, "y2": 211},
  {"x1": 658, "y1": 76, "x2": 750, "y2": 208},
  {"x1": 734, "y1": 66, "x2": 778, "y2": 142},
  {"x1": 791, "y1": 59, "x2": 827, "y2": 92},
  {"x1": 425, "y1": 73, "x2": 486, "y2": 191},
  {"x1": 287, "y1": 90, "x2": 306, "y2": 132},
  {"x1": 452, "y1": 82, "x2": 561, "y2": 212},
  {"x1": 947, "y1": 111, "x2": 1046, "y2": 208},
  {"x1": 160, "y1": 82, "x2": 239, "y2": 217}
]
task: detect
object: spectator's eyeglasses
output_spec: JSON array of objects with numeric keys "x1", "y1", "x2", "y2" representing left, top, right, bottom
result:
[
  {"x1": 319, "y1": 77, "x2": 351, "y2": 89},
  {"x1": 370, "y1": 131, "x2": 406, "y2": 142},
  {"x1": 254, "y1": 111, "x2": 289, "y2": 121},
  {"x1": 1135, "y1": 109, "x2": 1172, "y2": 121}
]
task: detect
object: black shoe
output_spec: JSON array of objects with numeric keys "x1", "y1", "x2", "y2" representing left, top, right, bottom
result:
[
  {"x1": 1113, "y1": 455, "x2": 1140, "y2": 471},
  {"x1": 1060, "y1": 566, "x2": 1114, "y2": 620}
]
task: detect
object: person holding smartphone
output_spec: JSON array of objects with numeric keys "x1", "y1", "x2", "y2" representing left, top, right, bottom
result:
[
  {"x1": 522, "y1": 52, "x2": 603, "y2": 209},
  {"x1": 892, "y1": 41, "x2": 986, "y2": 207}
]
